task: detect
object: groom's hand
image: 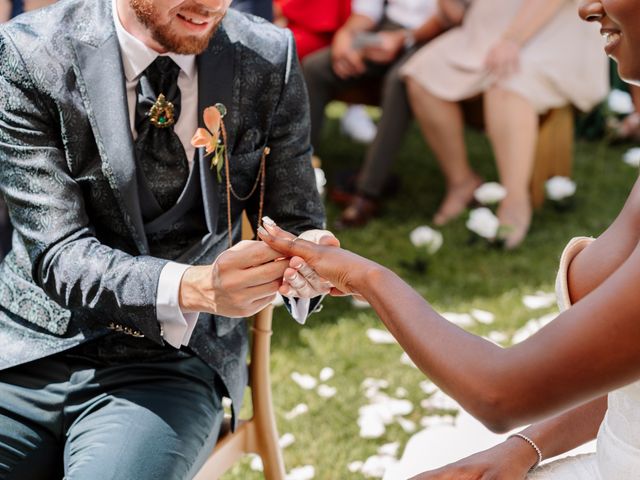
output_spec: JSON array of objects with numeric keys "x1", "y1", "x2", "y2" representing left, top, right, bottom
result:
[{"x1": 178, "y1": 240, "x2": 288, "y2": 318}]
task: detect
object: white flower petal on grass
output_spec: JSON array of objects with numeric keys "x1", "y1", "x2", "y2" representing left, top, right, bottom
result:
[
  {"x1": 351, "y1": 297, "x2": 371, "y2": 309},
  {"x1": 378, "y1": 441, "x2": 400, "y2": 458},
  {"x1": 442, "y1": 312, "x2": 475, "y2": 328},
  {"x1": 395, "y1": 387, "x2": 408, "y2": 398},
  {"x1": 487, "y1": 331, "x2": 509, "y2": 344},
  {"x1": 608, "y1": 89, "x2": 635, "y2": 114},
  {"x1": 422, "y1": 391, "x2": 460, "y2": 411},
  {"x1": 473, "y1": 182, "x2": 507, "y2": 205},
  {"x1": 522, "y1": 291, "x2": 556, "y2": 310},
  {"x1": 623, "y1": 148, "x2": 640, "y2": 168},
  {"x1": 512, "y1": 313, "x2": 557, "y2": 344},
  {"x1": 361, "y1": 455, "x2": 398, "y2": 478},
  {"x1": 358, "y1": 412, "x2": 387, "y2": 439},
  {"x1": 471, "y1": 309, "x2": 495, "y2": 325},
  {"x1": 291, "y1": 372, "x2": 317, "y2": 390},
  {"x1": 400, "y1": 352, "x2": 417, "y2": 368},
  {"x1": 419, "y1": 380, "x2": 438, "y2": 395},
  {"x1": 319, "y1": 367, "x2": 335, "y2": 382},
  {"x1": 250, "y1": 454, "x2": 264, "y2": 471},
  {"x1": 545, "y1": 176, "x2": 576, "y2": 201},
  {"x1": 419, "y1": 414, "x2": 457, "y2": 429},
  {"x1": 284, "y1": 403, "x2": 309, "y2": 420},
  {"x1": 396, "y1": 416, "x2": 417, "y2": 433},
  {"x1": 367, "y1": 328, "x2": 396, "y2": 344},
  {"x1": 409, "y1": 226, "x2": 443, "y2": 255},
  {"x1": 286, "y1": 465, "x2": 315, "y2": 480},
  {"x1": 317, "y1": 384, "x2": 337, "y2": 398},
  {"x1": 466, "y1": 208, "x2": 500, "y2": 239},
  {"x1": 348, "y1": 461, "x2": 364, "y2": 473},
  {"x1": 362, "y1": 378, "x2": 390, "y2": 390},
  {"x1": 271, "y1": 293, "x2": 285, "y2": 307},
  {"x1": 279, "y1": 433, "x2": 296, "y2": 449}
]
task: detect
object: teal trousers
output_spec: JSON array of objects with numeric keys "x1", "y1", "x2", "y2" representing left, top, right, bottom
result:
[{"x1": 0, "y1": 335, "x2": 225, "y2": 480}]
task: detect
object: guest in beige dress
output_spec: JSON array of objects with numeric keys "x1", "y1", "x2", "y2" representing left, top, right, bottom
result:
[{"x1": 401, "y1": 0, "x2": 608, "y2": 248}]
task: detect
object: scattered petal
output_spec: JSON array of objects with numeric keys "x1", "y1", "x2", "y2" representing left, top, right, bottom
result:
[
  {"x1": 545, "y1": 176, "x2": 576, "y2": 201},
  {"x1": 362, "y1": 378, "x2": 390, "y2": 390},
  {"x1": 286, "y1": 465, "x2": 315, "y2": 480},
  {"x1": 422, "y1": 391, "x2": 460, "y2": 411},
  {"x1": 361, "y1": 455, "x2": 397, "y2": 478},
  {"x1": 470, "y1": 309, "x2": 495, "y2": 325},
  {"x1": 367, "y1": 328, "x2": 396, "y2": 344},
  {"x1": 250, "y1": 454, "x2": 264, "y2": 472},
  {"x1": 396, "y1": 416, "x2": 417, "y2": 433},
  {"x1": 473, "y1": 182, "x2": 507, "y2": 205},
  {"x1": 395, "y1": 387, "x2": 408, "y2": 398},
  {"x1": 512, "y1": 313, "x2": 558, "y2": 343},
  {"x1": 358, "y1": 412, "x2": 386, "y2": 439},
  {"x1": 522, "y1": 291, "x2": 556, "y2": 310},
  {"x1": 409, "y1": 226, "x2": 443, "y2": 254},
  {"x1": 377, "y1": 441, "x2": 400, "y2": 457},
  {"x1": 400, "y1": 352, "x2": 418, "y2": 368},
  {"x1": 348, "y1": 461, "x2": 364, "y2": 473},
  {"x1": 319, "y1": 367, "x2": 335, "y2": 382},
  {"x1": 466, "y1": 208, "x2": 500, "y2": 240},
  {"x1": 351, "y1": 297, "x2": 371, "y2": 309},
  {"x1": 419, "y1": 414, "x2": 457, "y2": 429},
  {"x1": 442, "y1": 312, "x2": 474, "y2": 328},
  {"x1": 284, "y1": 403, "x2": 309, "y2": 420},
  {"x1": 279, "y1": 433, "x2": 296, "y2": 449},
  {"x1": 608, "y1": 89, "x2": 634, "y2": 114},
  {"x1": 623, "y1": 147, "x2": 640, "y2": 168},
  {"x1": 419, "y1": 380, "x2": 438, "y2": 395},
  {"x1": 487, "y1": 330, "x2": 509, "y2": 344},
  {"x1": 291, "y1": 372, "x2": 318, "y2": 390},
  {"x1": 317, "y1": 384, "x2": 337, "y2": 398}
]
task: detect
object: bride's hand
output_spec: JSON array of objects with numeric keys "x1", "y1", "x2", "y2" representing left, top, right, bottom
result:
[
  {"x1": 258, "y1": 220, "x2": 380, "y2": 297},
  {"x1": 409, "y1": 440, "x2": 535, "y2": 480}
]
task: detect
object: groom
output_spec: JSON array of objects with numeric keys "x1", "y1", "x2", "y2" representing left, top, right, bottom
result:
[{"x1": 0, "y1": 0, "x2": 328, "y2": 477}]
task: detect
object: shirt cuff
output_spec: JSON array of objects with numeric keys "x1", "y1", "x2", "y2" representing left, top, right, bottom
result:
[
  {"x1": 288, "y1": 297, "x2": 311, "y2": 324},
  {"x1": 157, "y1": 262, "x2": 200, "y2": 348}
]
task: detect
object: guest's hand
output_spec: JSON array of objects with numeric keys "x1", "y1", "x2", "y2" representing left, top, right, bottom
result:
[
  {"x1": 258, "y1": 220, "x2": 380, "y2": 297},
  {"x1": 409, "y1": 440, "x2": 535, "y2": 479},
  {"x1": 362, "y1": 30, "x2": 406, "y2": 64},
  {"x1": 332, "y1": 29, "x2": 367, "y2": 79},
  {"x1": 484, "y1": 37, "x2": 521, "y2": 80},
  {"x1": 179, "y1": 240, "x2": 287, "y2": 318}
]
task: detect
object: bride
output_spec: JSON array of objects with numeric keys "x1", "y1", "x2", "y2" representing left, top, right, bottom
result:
[{"x1": 257, "y1": 2, "x2": 640, "y2": 477}]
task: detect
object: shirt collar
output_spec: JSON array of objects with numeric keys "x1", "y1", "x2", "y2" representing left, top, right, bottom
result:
[{"x1": 112, "y1": 0, "x2": 196, "y2": 82}]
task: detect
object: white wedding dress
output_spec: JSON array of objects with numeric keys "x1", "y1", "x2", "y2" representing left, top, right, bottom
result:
[{"x1": 528, "y1": 380, "x2": 640, "y2": 479}]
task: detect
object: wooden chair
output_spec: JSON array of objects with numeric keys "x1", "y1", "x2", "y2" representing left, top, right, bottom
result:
[
  {"x1": 194, "y1": 214, "x2": 285, "y2": 480},
  {"x1": 335, "y1": 85, "x2": 575, "y2": 209}
]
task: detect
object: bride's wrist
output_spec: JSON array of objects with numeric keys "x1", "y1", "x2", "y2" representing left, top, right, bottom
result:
[{"x1": 503, "y1": 435, "x2": 543, "y2": 472}]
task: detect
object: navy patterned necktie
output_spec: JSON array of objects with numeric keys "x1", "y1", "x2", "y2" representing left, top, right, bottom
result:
[{"x1": 134, "y1": 56, "x2": 189, "y2": 211}]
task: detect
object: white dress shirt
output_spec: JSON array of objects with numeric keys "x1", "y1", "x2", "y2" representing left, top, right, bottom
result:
[
  {"x1": 112, "y1": 0, "x2": 309, "y2": 347},
  {"x1": 352, "y1": 0, "x2": 436, "y2": 30}
]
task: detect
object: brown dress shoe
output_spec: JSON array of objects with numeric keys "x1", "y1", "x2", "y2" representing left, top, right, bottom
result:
[{"x1": 335, "y1": 195, "x2": 379, "y2": 229}]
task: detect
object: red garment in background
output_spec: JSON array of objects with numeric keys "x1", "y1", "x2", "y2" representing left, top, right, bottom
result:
[{"x1": 276, "y1": 0, "x2": 351, "y2": 60}]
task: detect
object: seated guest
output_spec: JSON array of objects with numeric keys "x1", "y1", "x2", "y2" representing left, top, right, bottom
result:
[
  {"x1": 303, "y1": 0, "x2": 461, "y2": 228},
  {"x1": 402, "y1": 0, "x2": 608, "y2": 248}
]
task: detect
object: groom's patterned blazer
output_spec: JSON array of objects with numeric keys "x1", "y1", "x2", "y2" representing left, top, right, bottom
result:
[{"x1": 0, "y1": 0, "x2": 324, "y2": 422}]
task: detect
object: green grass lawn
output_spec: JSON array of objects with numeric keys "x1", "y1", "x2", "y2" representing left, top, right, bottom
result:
[{"x1": 224, "y1": 109, "x2": 638, "y2": 479}]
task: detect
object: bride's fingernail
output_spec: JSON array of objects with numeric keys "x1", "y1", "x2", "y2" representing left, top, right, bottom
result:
[
  {"x1": 262, "y1": 216, "x2": 276, "y2": 227},
  {"x1": 257, "y1": 226, "x2": 270, "y2": 238}
]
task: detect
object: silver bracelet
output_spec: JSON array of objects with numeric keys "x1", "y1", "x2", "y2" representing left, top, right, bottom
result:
[{"x1": 508, "y1": 433, "x2": 543, "y2": 471}]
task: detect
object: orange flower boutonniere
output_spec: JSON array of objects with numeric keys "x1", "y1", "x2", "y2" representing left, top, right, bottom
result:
[{"x1": 190, "y1": 103, "x2": 227, "y2": 182}]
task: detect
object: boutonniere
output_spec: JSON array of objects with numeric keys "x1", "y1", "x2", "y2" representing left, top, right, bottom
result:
[
  {"x1": 191, "y1": 103, "x2": 227, "y2": 182},
  {"x1": 191, "y1": 102, "x2": 270, "y2": 248}
]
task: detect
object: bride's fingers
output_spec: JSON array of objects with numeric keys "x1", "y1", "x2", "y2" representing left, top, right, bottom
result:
[{"x1": 257, "y1": 224, "x2": 317, "y2": 259}]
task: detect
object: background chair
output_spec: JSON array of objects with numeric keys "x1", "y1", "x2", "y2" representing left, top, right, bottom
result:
[{"x1": 194, "y1": 214, "x2": 286, "y2": 480}]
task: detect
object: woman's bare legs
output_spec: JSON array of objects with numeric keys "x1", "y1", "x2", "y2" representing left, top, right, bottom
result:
[
  {"x1": 406, "y1": 77, "x2": 482, "y2": 226},
  {"x1": 484, "y1": 87, "x2": 538, "y2": 249}
]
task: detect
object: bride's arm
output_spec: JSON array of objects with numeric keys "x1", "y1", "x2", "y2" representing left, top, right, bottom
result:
[{"x1": 258, "y1": 179, "x2": 640, "y2": 432}]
